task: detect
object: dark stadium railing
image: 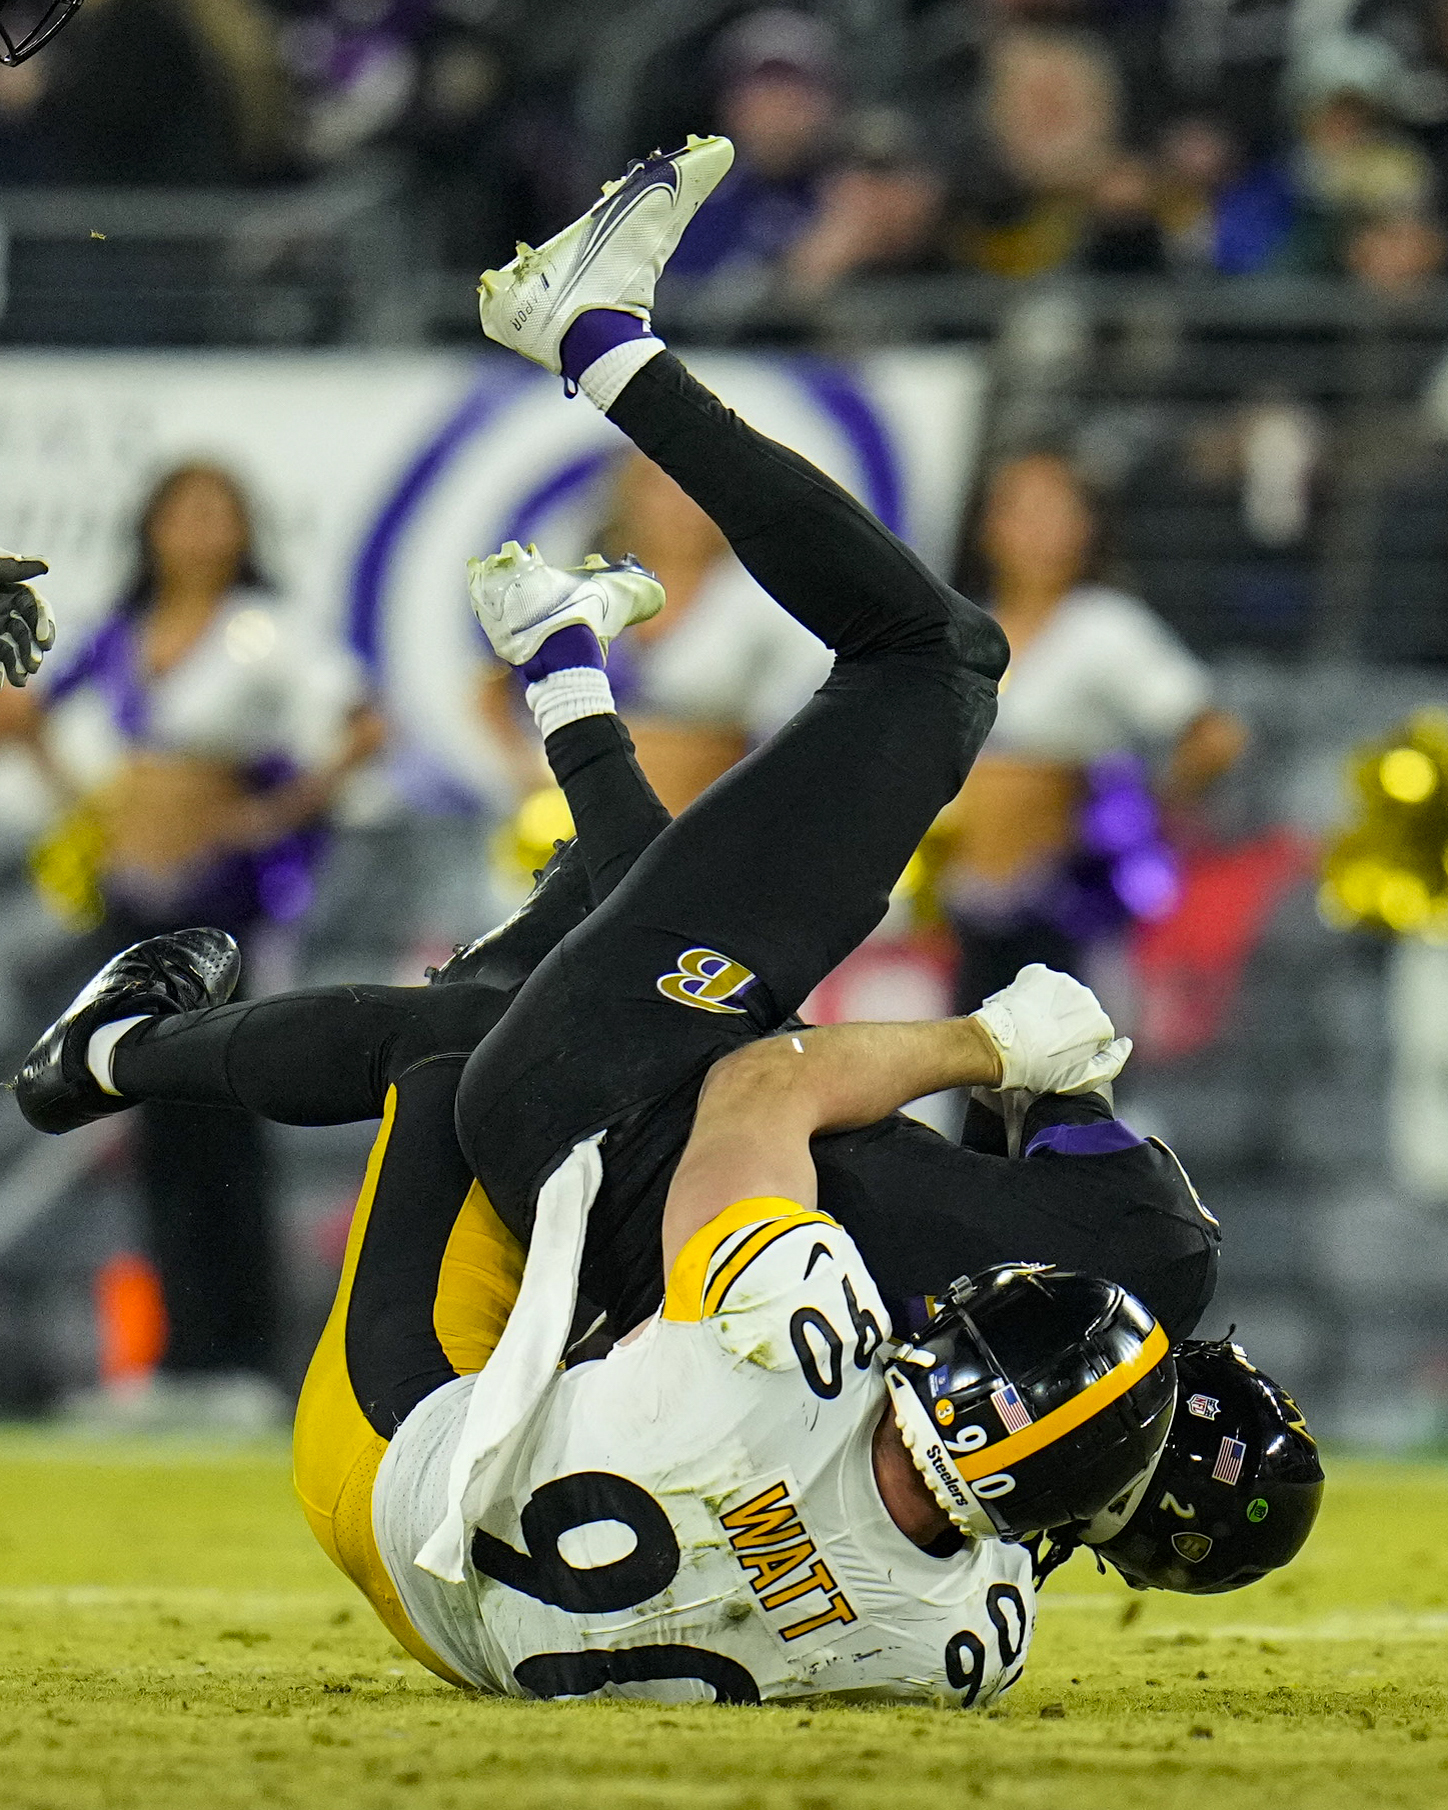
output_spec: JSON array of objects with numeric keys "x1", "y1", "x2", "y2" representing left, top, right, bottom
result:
[{"x1": 0, "y1": 170, "x2": 423, "y2": 348}]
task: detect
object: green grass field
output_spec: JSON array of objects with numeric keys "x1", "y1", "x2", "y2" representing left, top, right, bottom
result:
[{"x1": 1, "y1": 1433, "x2": 1445, "y2": 1810}]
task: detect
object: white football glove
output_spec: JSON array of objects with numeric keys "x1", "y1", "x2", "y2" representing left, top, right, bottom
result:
[
  {"x1": 971, "y1": 963, "x2": 1132, "y2": 1096},
  {"x1": 0, "y1": 553, "x2": 56, "y2": 687}
]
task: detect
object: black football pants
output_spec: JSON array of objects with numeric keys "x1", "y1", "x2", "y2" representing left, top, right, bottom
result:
[{"x1": 452, "y1": 350, "x2": 1007, "y2": 1232}]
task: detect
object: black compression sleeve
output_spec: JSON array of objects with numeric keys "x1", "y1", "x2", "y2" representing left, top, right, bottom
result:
[{"x1": 544, "y1": 713, "x2": 672, "y2": 904}]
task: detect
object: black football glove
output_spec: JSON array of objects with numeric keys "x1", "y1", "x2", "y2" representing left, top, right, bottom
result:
[{"x1": 0, "y1": 554, "x2": 57, "y2": 687}]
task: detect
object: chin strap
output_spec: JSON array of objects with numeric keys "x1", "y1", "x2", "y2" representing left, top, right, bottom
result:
[{"x1": 1025, "y1": 1527, "x2": 1100, "y2": 1592}]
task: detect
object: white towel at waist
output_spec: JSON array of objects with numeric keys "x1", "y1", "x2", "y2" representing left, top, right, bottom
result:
[{"x1": 413, "y1": 1134, "x2": 603, "y2": 1585}]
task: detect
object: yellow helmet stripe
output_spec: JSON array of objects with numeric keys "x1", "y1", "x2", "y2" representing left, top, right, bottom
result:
[{"x1": 951, "y1": 1321, "x2": 1171, "y2": 1482}]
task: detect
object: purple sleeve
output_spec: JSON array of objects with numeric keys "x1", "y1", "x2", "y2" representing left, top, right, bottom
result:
[
  {"x1": 1024, "y1": 1120, "x2": 1146, "y2": 1159},
  {"x1": 42, "y1": 617, "x2": 121, "y2": 705}
]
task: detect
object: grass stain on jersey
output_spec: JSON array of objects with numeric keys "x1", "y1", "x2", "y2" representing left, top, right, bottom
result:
[{"x1": 716, "y1": 1318, "x2": 778, "y2": 1369}]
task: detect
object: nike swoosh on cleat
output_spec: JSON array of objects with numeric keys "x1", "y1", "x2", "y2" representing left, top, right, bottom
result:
[
  {"x1": 552, "y1": 159, "x2": 684, "y2": 312},
  {"x1": 573, "y1": 164, "x2": 681, "y2": 262},
  {"x1": 590, "y1": 154, "x2": 681, "y2": 224}
]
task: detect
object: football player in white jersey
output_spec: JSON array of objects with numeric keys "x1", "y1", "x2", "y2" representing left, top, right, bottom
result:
[
  {"x1": 14, "y1": 138, "x2": 1312, "y2": 1697},
  {"x1": 373, "y1": 1231, "x2": 1167, "y2": 1705},
  {"x1": 367, "y1": 135, "x2": 1171, "y2": 1698},
  {"x1": 16, "y1": 920, "x2": 1174, "y2": 1705}
]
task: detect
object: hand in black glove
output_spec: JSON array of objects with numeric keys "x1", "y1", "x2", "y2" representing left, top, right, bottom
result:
[{"x1": 0, "y1": 554, "x2": 57, "y2": 687}]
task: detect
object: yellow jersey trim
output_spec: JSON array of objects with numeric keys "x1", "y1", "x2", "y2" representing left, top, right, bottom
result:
[
  {"x1": 952, "y1": 1321, "x2": 1172, "y2": 1481},
  {"x1": 292, "y1": 1086, "x2": 472, "y2": 1690},
  {"x1": 663, "y1": 1197, "x2": 839, "y2": 1323},
  {"x1": 702, "y1": 1211, "x2": 838, "y2": 1317}
]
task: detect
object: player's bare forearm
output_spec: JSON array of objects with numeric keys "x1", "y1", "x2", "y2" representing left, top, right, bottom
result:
[
  {"x1": 661, "y1": 1019, "x2": 1001, "y2": 1272},
  {"x1": 718, "y1": 1019, "x2": 1003, "y2": 1133}
]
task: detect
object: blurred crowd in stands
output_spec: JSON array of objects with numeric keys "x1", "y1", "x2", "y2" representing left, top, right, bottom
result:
[
  {"x1": 4, "y1": 2, "x2": 1447, "y2": 1440},
  {"x1": 6, "y1": 0, "x2": 1448, "y2": 306}
]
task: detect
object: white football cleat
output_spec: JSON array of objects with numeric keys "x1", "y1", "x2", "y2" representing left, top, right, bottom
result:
[
  {"x1": 477, "y1": 135, "x2": 734, "y2": 372},
  {"x1": 468, "y1": 541, "x2": 665, "y2": 666}
]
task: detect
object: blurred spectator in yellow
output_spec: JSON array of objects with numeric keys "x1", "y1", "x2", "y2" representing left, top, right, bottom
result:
[
  {"x1": 10, "y1": 0, "x2": 293, "y2": 184},
  {"x1": 663, "y1": 9, "x2": 939, "y2": 322},
  {"x1": 937, "y1": 23, "x2": 1127, "y2": 278},
  {"x1": 481, "y1": 452, "x2": 831, "y2": 816},
  {"x1": 939, "y1": 448, "x2": 1246, "y2": 1011},
  {"x1": 0, "y1": 463, "x2": 384, "y2": 1429},
  {"x1": 1286, "y1": 35, "x2": 1437, "y2": 269},
  {"x1": 941, "y1": 22, "x2": 1151, "y2": 280}
]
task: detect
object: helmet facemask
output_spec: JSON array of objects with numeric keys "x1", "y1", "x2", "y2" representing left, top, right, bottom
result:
[
  {"x1": 886, "y1": 1358, "x2": 1018, "y2": 1540},
  {"x1": 1, "y1": 0, "x2": 84, "y2": 64}
]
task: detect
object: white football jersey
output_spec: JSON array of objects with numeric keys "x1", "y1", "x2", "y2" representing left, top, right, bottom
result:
[{"x1": 374, "y1": 1199, "x2": 1035, "y2": 1706}]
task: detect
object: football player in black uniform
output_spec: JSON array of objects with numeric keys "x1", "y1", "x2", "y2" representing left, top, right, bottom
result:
[{"x1": 13, "y1": 139, "x2": 1319, "y2": 1603}]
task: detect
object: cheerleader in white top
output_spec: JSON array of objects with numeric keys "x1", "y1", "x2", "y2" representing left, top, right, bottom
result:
[{"x1": 938, "y1": 449, "x2": 1246, "y2": 1011}]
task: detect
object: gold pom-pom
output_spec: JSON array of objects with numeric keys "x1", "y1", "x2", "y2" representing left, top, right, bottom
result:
[{"x1": 1321, "y1": 710, "x2": 1448, "y2": 941}]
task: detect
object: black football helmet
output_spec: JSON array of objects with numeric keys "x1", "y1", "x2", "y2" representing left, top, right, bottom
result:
[
  {"x1": 1081, "y1": 1336, "x2": 1324, "y2": 1592},
  {"x1": 886, "y1": 1264, "x2": 1177, "y2": 1541},
  {"x1": 1, "y1": 0, "x2": 83, "y2": 64}
]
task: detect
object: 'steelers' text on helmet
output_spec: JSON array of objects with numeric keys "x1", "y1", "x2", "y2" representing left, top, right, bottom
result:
[
  {"x1": 1, "y1": 0, "x2": 83, "y2": 64},
  {"x1": 885, "y1": 1264, "x2": 1177, "y2": 1542},
  {"x1": 1085, "y1": 1336, "x2": 1324, "y2": 1592}
]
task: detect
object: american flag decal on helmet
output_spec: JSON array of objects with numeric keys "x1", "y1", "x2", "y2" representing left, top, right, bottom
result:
[
  {"x1": 1213, "y1": 1436, "x2": 1247, "y2": 1485},
  {"x1": 991, "y1": 1383, "x2": 1033, "y2": 1434}
]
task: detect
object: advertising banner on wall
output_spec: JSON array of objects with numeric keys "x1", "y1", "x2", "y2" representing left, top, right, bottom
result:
[{"x1": 0, "y1": 348, "x2": 987, "y2": 813}]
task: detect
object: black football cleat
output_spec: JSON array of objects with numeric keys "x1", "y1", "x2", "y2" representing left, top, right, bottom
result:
[
  {"x1": 11, "y1": 928, "x2": 240, "y2": 1134},
  {"x1": 427, "y1": 838, "x2": 593, "y2": 990}
]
